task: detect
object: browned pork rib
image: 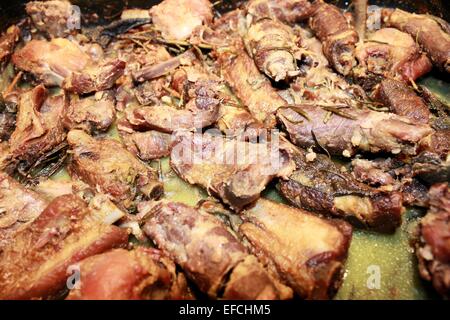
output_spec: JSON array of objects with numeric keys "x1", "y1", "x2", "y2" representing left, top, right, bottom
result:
[
  {"x1": 64, "y1": 93, "x2": 116, "y2": 133},
  {"x1": 373, "y1": 79, "x2": 431, "y2": 124},
  {"x1": 0, "y1": 194, "x2": 129, "y2": 299},
  {"x1": 126, "y1": 80, "x2": 221, "y2": 133},
  {"x1": 246, "y1": 0, "x2": 314, "y2": 24},
  {"x1": 141, "y1": 201, "x2": 293, "y2": 299},
  {"x1": 26, "y1": 0, "x2": 78, "y2": 38},
  {"x1": 279, "y1": 143, "x2": 403, "y2": 233},
  {"x1": 170, "y1": 132, "x2": 296, "y2": 211},
  {"x1": 0, "y1": 25, "x2": 20, "y2": 68},
  {"x1": 12, "y1": 39, "x2": 90, "y2": 86},
  {"x1": 150, "y1": 0, "x2": 213, "y2": 40},
  {"x1": 239, "y1": 198, "x2": 352, "y2": 299},
  {"x1": 383, "y1": 9, "x2": 450, "y2": 73},
  {"x1": 354, "y1": 28, "x2": 432, "y2": 85},
  {"x1": 67, "y1": 129, "x2": 163, "y2": 210},
  {"x1": 277, "y1": 104, "x2": 433, "y2": 157},
  {"x1": 416, "y1": 183, "x2": 450, "y2": 298},
  {"x1": 219, "y1": 50, "x2": 286, "y2": 127},
  {"x1": 0, "y1": 172, "x2": 47, "y2": 249},
  {"x1": 66, "y1": 248, "x2": 193, "y2": 300},
  {"x1": 309, "y1": 1, "x2": 358, "y2": 76},
  {"x1": 118, "y1": 120, "x2": 173, "y2": 161},
  {"x1": 63, "y1": 59, "x2": 125, "y2": 94},
  {"x1": 7, "y1": 85, "x2": 66, "y2": 170},
  {"x1": 244, "y1": 19, "x2": 300, "y2": 81}
]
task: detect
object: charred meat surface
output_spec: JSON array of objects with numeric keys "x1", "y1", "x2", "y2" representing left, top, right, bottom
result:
[
  {"x1": 374, "y1": 79, "x2": 431, "y2": 124},
  {"x1": 416, "y1": 183, "x2": 450, "y2": 298},
  {"x1": 245, "y1": 18, "x2": 300, "y2": 81},
  {"x1": 277, "y1": 104, "x2": 433, "y2": 156},
  {"x1": 0, "y1": 194, "x2": 129, "y2": 299},
  {"x1": 67, "y1": 129, "x2": 163, "y2": 210},
  {"x1": 66, "y1": 247, "x2": 193, "y2": 300},
  {"x1": 383, "y1": 9, "x2": 450, "y2": 73},
  {"x1": 279, "y1": 144, "x2": 403, "y2": 233},
  {"x1": 309, "y1": 1, "x2": 358, "y2": 75},
  {"x1": 150, "y1": 0, "x2": 213, "y2": 41},
  {"x1": 170, "y1": 132, "x2": 296, "y2": 211},
  {"x1": 142, "y1": 200, "x2": 293, "y2": 299},
  {"x1": 64, "y1": 93, "x2": 116, "y2": 133},
  {"x1": 239, "y1": 198, "x2": 352, "y2": 299},
  {"x1": 0, "y1": 172, "x2": 47, "y2": 249},
  {"x1": 26, "y1": 0, "x2": 77, "y2": 38}
]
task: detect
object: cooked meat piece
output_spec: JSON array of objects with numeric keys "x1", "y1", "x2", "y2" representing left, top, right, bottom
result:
[
  {"x1": 277, "y1": 104, "x2": 433, "y2": 156},
  {"x1": 279, "y1": 144, "x2": 403, "y2": 233},
  {"x1": 0, "y1": 98, "x2": 17, "y2": 142},
  {"x1": 373, "y1": 79, "x2": 431, "y2": 124},
  {"x1": 0, "y1": 172, "x2": 47, "y2": 249},
  {"x1": 141, "y1": 200, "x2": 293, "y2": 299},
  {"x1": 133, "y1": 54, "x2": 185, "y2": 83},
  {"x1": 216, "y1": 104, "x2": 265, "y2": 139},
  {"x1": 126, "y1": 80, "x2": 221, "y2": 133},
  {"x1": 354, "y1": 28, "x2": 432, "y2": 84},
  {"x1": 150, "y1": 0, "x2": 213, "y2": 40},
  {"x1": 416, "y1": 183, "x2": 450, "y2": 298},
  {"x1": 0, "y1": 194, "x2": 129, "y2": 299},
  {"x1": 12, "y1": 38, "x2": 90, "y2": 86},
  {"x1": 67, "y1": 129, "x2": 163, "y2": 210},
  {"x1": 66, "y1": 247, "x2": 193, "y2": 300},
  {"x1": 412, "y1": 151, "x2": 450, "y2": 186},
  {"x1": 64, "y1": 92, "x2": 116, "y2": 133},
  {"x1": 8, "y1": 85, "x2": 66, "y2": 170},
  {"x1": 418, "y1": 129, "x2": 450, "y2": 161},
  {"x1": 245, "y1": 19, "x2": 300, "y2": 81},
  {"x1": 309, "y1": 1, "x2": 358, "y2": 75},
  {"x1": 170, "y1": 132, "x2": 296, "y2": 211},
  {"x1": 351, "y1": 158, "x2": 395, "y2": 187},
  {"x1": 26, "y1": 0, "x2": 78, "y2": 38},
  {"x1": 383, "y1": 9, "x2": 450, "y2": 73},
  {"x1": 118, "y1": 120, "x2": 173, "y2": 161},
  {"x1": 0, "y1": 25, "x2": 20, "y2": 68},
  {"x1": 239, "y1": 198, "x2": 352, "y2": 299},
  {"x1": 219, "y1": 50, "x2": 286, "y2": 127},
  {"x1": 246, "y1": 0, "x2": 314, "y2": 24},
  {"x1": 63, "y1": 59, "x2": 125, "y2": 94}
]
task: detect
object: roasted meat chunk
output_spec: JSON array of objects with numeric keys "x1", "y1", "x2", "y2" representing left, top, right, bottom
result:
[
  {"x1": 0, "y1": 194, "x2": 129, "y2": 299},
  {"x1": 239, "y1": 198, "x2": 352, "y2": 299},
  {"x1": 277, "y1": 104, "x2": 433, "y2": 156},
  {"x1": 0, "y1": 25, "x2": 20, "y2": 68},
  {"x1": 279, "y1": 143, "x2": 403, "y2": 233},
  {"x1": 245, "y1": 19, "x2": 300, "y2": 81},
  {"x1": 7, "y1": 85, "x2": 66, "y2": 170},
  {"x1": 64, "y1": 92, "x2": 116, "y2": 133},
  {"x1": 374, "y1": 79, "x2": 431, "y2": 124},
  {"x1": 67, "y1": 130, "x2": 163, "y2": 210},
  {"x1": 170, "y1": 132, "x2": 296, "y2": 211},
  {"x1": 150, "y1": 0, "x2": 213, "y2": 40},
  {"x1": 383, "y1": 9, "x2": 450, "y2": 73},
  {"x1": 354, "y1": 28, "x2": 432, "y2": 84},
  {"x1": 118, "y1": 121, "x2": 173, "y2": 161},
  {"x1": 141, "y1": 201, "x2": 293, "y2": 299},
  {"x1": 26, "y1": 0, "x2": 78, "y2": 38},
  {"x1": 309, "y1": 1, "x2": 358, "y2": 75},
  {"x1": 12, "y1": 39, "x2": 90, "y2": 86},
  {"x1": 246, "y1": 0, "x2": 314, "y2": 24},
  {"x1": 0, "y1": 172, "x2": 47, "y2": 249},
  {"x1": 219, "y1": 50, "x2": 286, "y2": 127},
  {"x1": 416, "y1": 183, "x2": 450, "y2": 298},
  {"x1": 66, "y1": 248, "x2": 193, "y2": 300}
]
